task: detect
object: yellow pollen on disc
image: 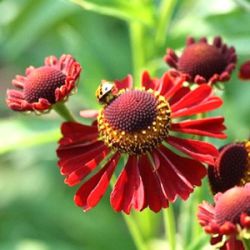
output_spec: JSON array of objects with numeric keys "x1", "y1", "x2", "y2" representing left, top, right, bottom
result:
[{"x1": 97, "y1": 89, "x2": 171, "y2": 155}]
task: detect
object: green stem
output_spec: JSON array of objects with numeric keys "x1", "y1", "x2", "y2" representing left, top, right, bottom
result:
[
  {"x1": 191, "y1": 187, "x2": 203, "y2": 239},
  {"x1": 243, "y1": 238, "x2": 250, "y2": 250},
  {"x1": 163, "y1": 204, "x2": 176, "y2": 250},
  {"x1": 129, "y1": 21, "x2": 145, "y2": 86},
  {"x1": 53, "y1": 102, "x2": 76, "y2": 121},
  {"x1": 122, "y1": 213, "x2": 149, "y2": 250},
  {"x1": 155, "y1": 0, "x2": 177, "y2": 49},
  {"x1": 186, "y1": 234, "x2": 208, "y2": 250},
  {"x1": 110, "y1": 176, "x2": 148, "y2": 250}
]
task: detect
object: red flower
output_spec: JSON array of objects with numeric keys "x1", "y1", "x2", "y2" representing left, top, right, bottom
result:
[
  {"x1": 198, "y1": 184, "x2": 250, "y2": 250},
  {"x1": 164, "y1": 36, "x2": 237, "y2": 84},
  {"x1": 208, "y1": 141, "x2": 250, "y2": 194},
  {"x1": 6, "y1": 54, "x2": 81, "y2": 112},
  {"x1": 57, "y1": 71, "x2": 226, "y2": 213},
  {"x1": 239, "y1": 60, "x2": 250, "y2": 80}
]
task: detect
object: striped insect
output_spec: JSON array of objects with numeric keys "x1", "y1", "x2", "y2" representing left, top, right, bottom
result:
[{"x1": 96, "y1": 81, "x2": 117, "y2": 105}]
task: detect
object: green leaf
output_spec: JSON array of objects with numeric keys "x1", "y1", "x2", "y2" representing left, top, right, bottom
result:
[
  {"x1": 2, "y1": 0, "x2": 77, "y2": 60},
  {"x1": 0, "y1": 118, "x2": 60, "y2": 155},
  {"x1": 70, "y1": 0, "x2": 154, "y2": 26}
]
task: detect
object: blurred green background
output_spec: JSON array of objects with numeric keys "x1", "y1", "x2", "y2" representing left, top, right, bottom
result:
[{"x1": 0, "y1": 0, "x2": 250, "y2": 249}]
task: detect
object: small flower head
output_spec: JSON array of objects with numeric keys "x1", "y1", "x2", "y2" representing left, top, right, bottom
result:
[
  {"x1": 208, "y1": 141, "x2": 250, "y2": 194},
  {"x1": 6, "y1": 54, "x2": 81, "y2": 112},
  {"x1": 198, "y1": 184, "x2": 250, "y2": 249},
  {"x1": 165, "y1": 36, "x2": 237, "y2": 84},
  {"x1": 238, "y1": 60, "x2": 250, "y2": 80},
  {"x1": 57, "y1": 71, "x2": 226, "y2": 213}
]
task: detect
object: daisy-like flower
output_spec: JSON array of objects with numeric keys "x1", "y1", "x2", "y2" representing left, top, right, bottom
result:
[
  {"x1": 208, "y1": 141, "x2": 250, "y2": 194},
  {"x1": 198, "y1": 184, "x2": 250, "y2": 250},
  {"x1": 57, "y1": 71, "x2": 226, "y2": 213},
  {"x1": 6, "y1": 54, "x2": 81, "y2": 112},
  {"x1": 239, "y1": 61, "x2": 250, "y2": 80},
  {"x1": 164, "y1": 36, "x2": 237, "y2": 84}
]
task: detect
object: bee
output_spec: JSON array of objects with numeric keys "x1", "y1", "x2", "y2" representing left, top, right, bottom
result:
[{"x1": 96, "y1": 81, "x2": 117, "y2": 105}]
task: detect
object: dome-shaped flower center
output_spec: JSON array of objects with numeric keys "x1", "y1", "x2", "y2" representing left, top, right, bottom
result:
[
  {"x1": 178, "y1": 43, "x2": 227, "y2": 80},
  {"x1": 98, "y1": 89, "x2": 171, "y2": 154},
  {"x1": 24, "y1": 66, "x2": 66, "y2": 103},
  {"x1": 208, "y1": 143, "x2": 249, "y2": 194},
  {"x1": 104, "y1": 90, "x2": 157, "y2": 132},
  {"x1": 215, "y1": 186, "x2": 250, "y2": 225}
]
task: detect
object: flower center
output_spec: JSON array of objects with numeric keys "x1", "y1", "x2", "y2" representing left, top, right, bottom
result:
[
  {"x1": 208, "y1": 143, "x2": 250, "y2": 193},
  {"x1": 24, "y1": 66, "x2": 66, "y2": 104},
  {"x1": 98, "y1": 89, "x2": 171, "y2": 154},
  {"x1": 215, "y1": 186, "x2": 250, "y2": 225},
  {"x1": 178, "y1": 43, "x2": 227, "y2": 80}
]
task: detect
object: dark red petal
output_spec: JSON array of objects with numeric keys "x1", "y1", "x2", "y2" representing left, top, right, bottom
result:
[
  {"x1": 171, "y1": 117, "x2": 226, "y2": 138},
  {"x1": 163, "y1": 73, "x2": 185, "y2": 100},
  {"x1": 138, "y1": 155, "x2": 168, "y2": 212},
  {"x1": 44, "y1": 55, "x2": 58, "y2": 66},
  {"x1": 12, "y1": 75, "x2": 26, "y2": 89},
  {"x1": 167, "y1": 136, "x2": 219, "y2": 164},
  {"x1": 57, "y1": 142, "x2": 106, "y2": 175},
  {"x1": 57, "y1": 139, "x2": 103, "y2": 159},
  {"x1": 6, "y1": 88, "x2": 41, "y2": 111},
  {"x1": 110, "y1": 156, "x2": 145, "y2": 214},
  {"x1": 171, "y1": 84, "x2": 212, "y2": 111},
  {"x1": 65, "y1": 147, "x2": 110, "y2": 186},
  {"x1": 58, "y1": 54, "x2": 81, "y2": 76},
  {"x1": 141, "y1": 71, "x2": 159, "y2": 90},
  {"x1": 32, "y1": 98, "x2": 51, "y2": 111},
  {"x1": 59, "y1": 122, "x2": 98, "y2": 146},
  {"x1": 74, "y1": 153, "x2": 120, "y2": 211},
  {"x1": 224, "y1": 236, "x2": 245, "y2": 250},
  {"x1": 210, "y1": 235, "x2": 223, "y2": 246},
  {"x1": 157, "y1": 72, "x2": 175, "y2": 95},
  {"x1": 164, "y1": 55, "x2": 177, "y2": 68},
  {"x1": 169, "y1": 86, "x2": 190, "y2": 105},
  {"x1": 197, "y1": 201, "x2": 215, "y2": 227},
  {"x1": 6, "y1": 89, "x2": 24, "y2": 99},
  {"x1": 114, "y1": 75, "x2": 133, "y2": 90},
  {"x1": 159, "y1": 145, "x2": 206, "y2": 186},
  {"x1": 171, "y1": 84, "x2": 222, "y2": 117},
  {"x1": 154, "y1": 150, "x2": 193, "y2": 201},
  {"x1": 186, "y1": 37, "x2": 195, "y2": 45}
]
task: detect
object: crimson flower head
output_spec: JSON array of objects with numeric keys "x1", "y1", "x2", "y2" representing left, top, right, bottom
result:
[
  {"x1": 198, "y1": 184, "x2": 250, "y2": 250},
  {"x1": 6, "y1": 54, "x2": 81, "y2": 112},
  {"x1": 165, "y1": 36, "x2": 237, "y2": 85},
  {"x1": 57, "y1": 71, "x2": 226, "y2": 213},
  {"x1": 208, "y1": 141, "x2": 250, "y2": 194},
  {"x1": 238, "y1": 60, "x2": 250, "y2": 80}
]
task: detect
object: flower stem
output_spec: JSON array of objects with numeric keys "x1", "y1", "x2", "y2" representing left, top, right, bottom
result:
[
  {"x1": 155, "y1": 0, "x2": 177, "y2": 49},
  {"x1": 163, "y1": 204, "x2": 176, "y2": 250},
  {"x1": 191, "y1": 187, "x2": 203, "y2": 238},
  {"x1": 110, "y1": 176, "x2": 148, "y2": 250},
  {"x1": 122, "y1": 213, "x2": 149, "y2": 250},
  {"x1": 129, "y1": 21, "x2": 145, "y2": 86},
  {"x1": 53, "y1": 102, "x2": 76, "y2": 122},
  {"x1": 243, "y1": 238, "x2": 250, "y2": 250}
]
